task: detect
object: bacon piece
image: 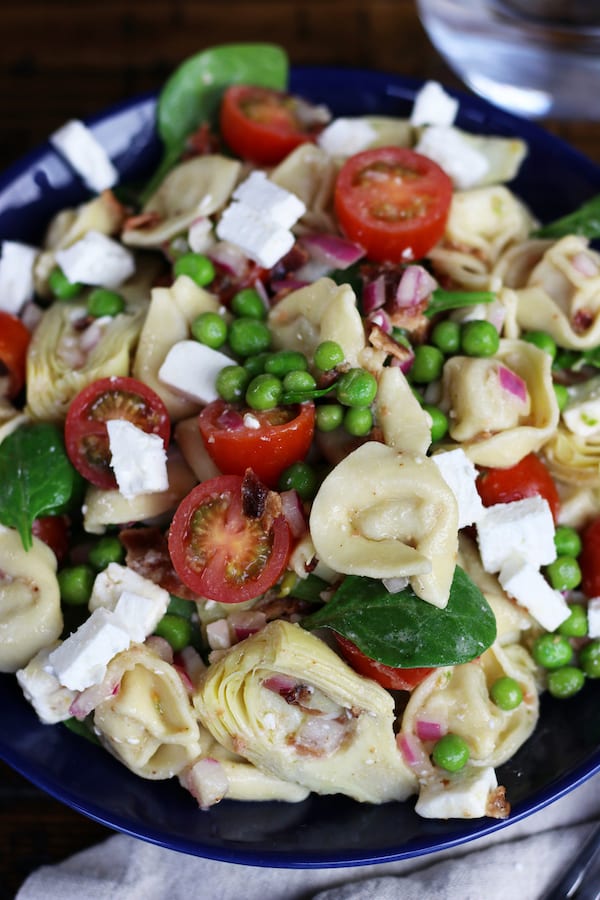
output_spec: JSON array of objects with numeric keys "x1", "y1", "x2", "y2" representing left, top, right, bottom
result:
[
  {"x1": 119, "y1": 526, "x2": 199, "y2": 601},
  {"x1": 486, "y1": 784, "x2": 511, "y2": 819}
]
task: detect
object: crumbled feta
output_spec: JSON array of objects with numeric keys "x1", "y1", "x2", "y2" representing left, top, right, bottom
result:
[
  {"x1": 107, "y1": 419, "x2": 168, "y2": 500},
  {"x1": 415, "y1": 125, "x2": 489, "y2": 189},
  {"x1": 562, "y1": 377, "x2": 600, "y2": 437},
  {"x1": 410, "y1": 81, "x2": 459, "y2": 128},
  {"x1": 316, "y1": 117, "x2": 377, "y2": 156},
  {"x1": 498, "y1": 557, "x2": 570, "y2": 632},
  {"x1": 415, "y1": 766, "x2": 498, "y2": 819},
  {"x1": 48, "y1": 607, "x2": 131, "y2": 691},
  {"x1": 476, "y1": 496, "x2": 556, "y2": 574},
  {"x1": 158, "y1": 339, "x2": 232, "y2": 405},
  {"x1": 242, "y1": 413, "x2": 261, "y2": 430},
  {"x1": 16, "y1": 644, "x2": 76, "y2": 724},
  {"x1": 587, "y1": 597, "x2": 600, "y2": 638},
  {"x1": 55, "y1": 230, "x2": 135, "y2": 288},
  {"x1": 0, "y1": 241, "x2": 38, "y2": 314},
  {"x1": 50, "y1": 119, "x2": 118, "y2": 193},
  {"x1": 187, "y1": 217, "x2": 214, "y2": 254},
  {"x1": 216, "y1": 202, "x2": 295, "y2": 269},
  {"x1": 89, "y1": 562, "x2": 169, "y2": 641},
  {"x1": 232, "y1": 171, "x2": 306, "y2": 229},
  {"x1": 432, "y1": 448, "x2": 485, "y2": 529}
]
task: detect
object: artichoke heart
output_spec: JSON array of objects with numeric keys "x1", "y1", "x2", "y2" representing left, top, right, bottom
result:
[{"x1": 193, "y1": 620, "x2": 417, "y2": 804}]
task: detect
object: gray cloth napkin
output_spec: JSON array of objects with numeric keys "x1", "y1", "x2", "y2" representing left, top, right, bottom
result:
[{"x1": 16, "y1": 773, "x2": 600, "y2": 900}]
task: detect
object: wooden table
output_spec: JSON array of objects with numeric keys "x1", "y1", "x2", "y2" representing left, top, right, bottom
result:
[{"x1": 1, "y1": 1, "x2": 599, "y2": 896}]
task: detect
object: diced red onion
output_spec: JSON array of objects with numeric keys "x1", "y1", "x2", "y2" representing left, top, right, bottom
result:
[
  {"x1": 572, "y1": 251, "x2": 599, "y2": 277},
  {"x1": 498, "y1": 365, "x2": 528, "y2": 403},
  {"x1": 362, "y1": 275, "x2": 387, "y2": 314},
  {"x1": 217, "y1": 407, "x2": 245, "y2": 430},
  {"x1": 180, "y1": 758, "x2": 230, "y2": 809},
  {"x1": 263, "y1": 674, "x2": 299, "y2": 695},
  {"x1": 394, "y1": 265, "x2": 438, "y2": 309},
  {"x1": 270, "y1": 277, "x2": 310, "y2": 294},
  {"x1": 366, "y1": 309, "x2": 392, "y2": 333},
  {"x1": 206, "y1": 618, "x2": 232, "y2": 651},
  {"x1": 300, "y1": 233, "x2": 365, "y2": 270},
  {"x1": 397, "y1": 732, "x2": 434, "y2": 777},
  {"x1": 415, "y1": 718, "x2": 447, "y2": 742},
  {"x1": 207, "y1": 240, "x2": 249, "y2": 277},
  {"x1": 69, "y1": 677, "x2": 120, "y2": 720},
  {"x1": 280, "y1": 489, "x2": 308, "y2": 539},
  {"x1": 145, "y1": 635, "x2": 174, "y2": 663},
  {"x1": 175, "y1": 646, "x2": 207, "y2": 687},
  {"x1": 294, "y1": 715, "x2": 348, "y2": 756},
  {"x1": 173, "y1": 664, "x2": 194, "y2": 694},
  {"x1": 79, "y1": 318, "x2": 110, "y2": 352},
  {"x1": 229, "y1": 609, "x2": 267, "y2": 641},
  {"x1": 20, "y1": 302, "x2": 42, "y2": 332},
  {"x1": 390, "y1": 346, "x2": 415, "y2": 374}
]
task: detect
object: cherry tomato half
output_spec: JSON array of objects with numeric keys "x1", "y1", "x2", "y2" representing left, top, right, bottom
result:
[
  {"x1": 334, "y1": 146, "x2": 453, "y2": 263},
  {"x1": 198, "y1": 400, "x2": 315, "y2": 489},
  {"x1": 580, "y1": 516, "x2": 600, "y2": 598},
  {"x1": 476, "y1": 453, "x2": 560, "y2": 523},
  {"x1": 219, "y1": 85, "x2": 322, "y2": 166},
  {"x1": 65, "y1": 376, "x2": 171, "y2": 489},
  {"x1": 335, "y1": 635, "x2": 434, "y2": 691},
  {"x1": 168, "y1": 474, "x2": 291, "y2": 603},
  {"x1": 0, "y1": 311, "x2": 31, "y2": 398}
]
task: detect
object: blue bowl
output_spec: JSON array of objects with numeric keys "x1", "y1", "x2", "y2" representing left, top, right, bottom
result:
[{"x1": 1, "y1": 66, "x2": 599, "y2": 868}]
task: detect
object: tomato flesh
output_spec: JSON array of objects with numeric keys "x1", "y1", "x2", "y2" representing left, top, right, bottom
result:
[
  {"x1": 0, "y1": 311, "x2": 31, "y2": 398},
  {"x1": 580, "y1": 516, "x2": 600, "y2": 598},
  {"x1": 335, "y1": 635, "x2": 434, "y2": 691},
  {"x1": 476, "y1": 453, "x2": 560, "y2": 523},
  {"x1": 334, "y1": 146, "x2": 453, "y2": 263},
  {"x1": 198, "y1": 400, "x2": 315, "y2": 489},
  {"x1": 31, "y1": 515, "x2": 70, "y2": 563},
  {"x1": 65, "y1": 376, "x2": 171, "y2": 489},
  {"x1": 168, "y1": 474, "x2": 291, "y2": 604}
]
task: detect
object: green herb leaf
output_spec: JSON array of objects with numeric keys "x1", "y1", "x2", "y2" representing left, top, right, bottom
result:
[
  {"x1": 0, "y1": 422, "x2": 81, "y2": 550},
  {"x1": 302, "y1": 567, "x2": 497, "y2": 668},
  {"x1": 289, "y1": 572, "x2": 331, "y2": 604},
  {"x1": 426, "y1": 288, "x2": 496, "y2": 318},
  {"x1": 63, "y1": 717, "x2": 101, "y2": 745},
  {"x1": 143, "y1": 43, "x2": 289, "y2": 200},
  {"x1": 533, "y1": 194, "x2": 600, "y2": 239},
  {"x1": 281, "y1": 384, "x2": 337, "y2": 406}
]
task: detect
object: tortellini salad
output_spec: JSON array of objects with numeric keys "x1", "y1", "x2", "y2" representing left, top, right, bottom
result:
[{"x1": 2, "y1": 53, "x2": 600, "y2": 825}]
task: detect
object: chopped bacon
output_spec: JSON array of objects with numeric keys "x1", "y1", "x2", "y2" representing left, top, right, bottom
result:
[
  {"x1": 119, "y1": 526, "x2": 199, "y2": 601},
  {"x1": 241, "y1": 469, "x2": 283, "y2": 530},
  {"x1": 368, "y1": 323, "x2": 414, "y2": 366},
  {"x1": 486, "y1": 784, "x2": 511, "y2": 819}
]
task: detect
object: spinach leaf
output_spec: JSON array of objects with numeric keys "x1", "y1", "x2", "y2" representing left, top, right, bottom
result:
[
  {"x1": 533, "y1": 194, "x2": 600, "y2": 239},
  {"x1": 143, "y1": 43, "x2": 288, "y2": 200},
  {"x1": 289, "y1": 572, "x2": 331, "y2": 604},
  {"x1": 425, "y1": 288, "x2": 495, "y2": 318},
  {"x1": 0, "y1": 422, "x2": 81, "y2": 550},
  {"x1": 302, "y1": 567, "x2": 497, "y2": 668}
]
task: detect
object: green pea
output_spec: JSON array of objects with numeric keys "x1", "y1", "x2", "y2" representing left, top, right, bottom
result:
[
  {"x1": 532, "y1": 633, "x2": 574, "y2": 669},
  {"x1": 231, "y1": 287, "x2": 267, "y2": 320},
  {"x1": 554, "y1": 525, "x2": 582, "y2": 558},
  {"x1": 409, "y1": 344, "x2": 445, "y2": 384},
  {"x1": 86, "y1": 288, "x2": 125, "y2": 318},
  {"x1": 244, "y1": 351, "x2": 271, "y2": 378},
  {"x1": 278, "y1": 461, "x2": 318, "y2": 501},
  {"x1": 316, "y1": 403, "x2": 344, "y2": 432},
  {"x1": 545, "y1": 555, "x2": 582, "y2": 592},
  {"x1": 173, "y1": 252, "x2": 215, "y2": 287},
  {"x1": 245, "y1": 373, "x2": 283, "y2": 410},
  {"x1": 216, "y1": 365, "x2": 250, "y2": 403},
  {"x1": 431, "y1": 733, "x2": 470, "y2": 772},
  {"x1": 229, "y1": 318, "x2": 272, "y2": 358},
  {"x1": 553, "y1": 383, "x2": 569, "y2": 412},
  {"x1": 314, "y1": 340, "x2": 345, "y2": 371},
  {"x1": 343, "y1": 406, "x2": 373, "y2": 437},
  {"x1": 336, "y1": 368, "x2": 378, "y2": 408},
  {"x1": 191, "y1": 311, "x2": 228, "y2": 349},
  {"x1": 153, "y1": 613, "x2": 194, "y2": 652},
  {"x1": 423, "y1": 404, "x2": 449, "y2": 443},
  {"x1": 167, "y1": 594, "x2": 195, "y2": 620},
  {"x1": 557, "y1": 603, "x2": 588, "y2": 638},
  {"x1": 431, "y1": 320, "x2": 461, "y2": 355},
  {"x1": 553, "y1": 349, "x2": 580, "y2": 371},
  {"x1": 88, "y1": 535, "x2": 124, "y2": 571},
  {"x1": 48, "y1": 266, "x2": 83, "y2": 300},
  {"x1": 264, "y1": 350, "x2": 308, "y2": 378},
  {"x1": 522, "y1": 330, "x2": 557, "y2": 359},
  {"x1": 490, "y1": 676, "x2": 523, "y2": 710},
  {"x1": 460, "y1": 320, "x2": 500, "y2": 357},
  {"x1": 282, "y1": 370, "x2": 317, "y2": 393},
  {"x1": 547, "y1": 666, "x2": 586, "y2": 699},
  {"x1": 58, "y1": 564, "x2": 95, "y2": 606},
  {"x1": 579, "y1": 640, "x2": 600, "y2": 678}
]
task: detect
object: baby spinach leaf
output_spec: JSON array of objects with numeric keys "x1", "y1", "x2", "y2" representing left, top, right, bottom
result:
[
  {"x1": 302, "y1": 567, "x2": 497, "y2": 668},
  {"x1": 0, "y1": 422, "x2": 81, "y2": 551},
  {"x1": 534, "y1": 193, "x2": 600, "y2": 239},
  {"x1": 425, "y1": 288, "x2": 495, "y2": 318},
  {"x1": 144, "y1": 43, "x2": 288, "y2": 199}
]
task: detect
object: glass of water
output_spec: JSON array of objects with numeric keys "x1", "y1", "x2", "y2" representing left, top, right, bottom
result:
[{"x1": 416, "y1": 0, "x2": 600, "y2": 119}]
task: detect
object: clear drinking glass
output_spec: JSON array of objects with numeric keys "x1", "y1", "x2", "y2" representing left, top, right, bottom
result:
[{"x1": 416, "y1": 0, "x2": 600, "y2": 119}]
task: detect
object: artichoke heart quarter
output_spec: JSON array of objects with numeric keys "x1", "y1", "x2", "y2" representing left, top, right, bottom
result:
[{"x1": 193, "y1": 620, "x2": 417, "y2": 804}]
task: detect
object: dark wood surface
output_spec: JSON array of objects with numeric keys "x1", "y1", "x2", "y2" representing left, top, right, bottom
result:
[{"x1": 1, "y1": 2, "x2": 599, "y2": 897}]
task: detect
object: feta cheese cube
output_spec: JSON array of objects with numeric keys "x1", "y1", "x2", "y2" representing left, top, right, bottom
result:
[
  {"x1": 0, "y1": 241, "x2": 38, "y2": 314},
  {"x1": 410, "y1": 81, "x2": 459, "y2": 128},
  {"x1": 587, "y1": 597, "x2": 600, "y2": 638},
  {"x1": 48, "y1": 607, "x2": 131, "y2": 691},
  {"x1": 158, "y1": 339, "x2": 232, "y2": 405},
  {"x1": 415, "y1": 766, "x2": 498, "y2": 819},
  {"x1": 113, "y1": 590, "x2": 164, "y2": 643},
  {"x1": 317, "y1": 117, "x2": 377, "y2": 156},
  {"x1": 415, "y1": 125, "x2": 489, "y2": 189},
  {"x1": 562, "y1": 376, "x2": 600, "y2": 437},
  {"x1": 476, "y1": 496, "x2": 556, "y2": 574},
  {"x1": 107, "y1": 419, "x2": 168, "y2": 500},
  {"x1": 16, "y1": 644, "x2": 76, "y2": 724},
  {"x1": 216, "y1": 202, "x2": 294, "y2": 268},
  {"x1": 232, "y1": 171, "x2": 306, "y2": 229},
  {"x1": 89, "y1": 562, "x2": 169, "y2": 643},
  {"x1": 55, "y1": 230, "x2": 135, "y2": 289},
  {"x1": 432, "y1": 448, "x2": 485, "y2": 529},
  {"x1": 50, "y1": 119, "x2": 118, "y2": 193},
  {"x1": 498, "y1": 557, "x2": 570, "y2": 631}
]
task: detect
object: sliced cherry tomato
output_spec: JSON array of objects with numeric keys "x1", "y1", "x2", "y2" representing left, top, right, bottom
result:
[
  {"x1": 333, "y1": 146, "x2": 453, "y2": 263},
  {"x1": 219, "y1": 85, "x2": 322, "y2": 166},
  {"x1": 65, "y1": 376, "x2": 171, "y2": 489},
  {"x1": 335, "y1": 635, "x2": 434, "y2": 691},
  {"x1": 0, "y1": 311, "x2": 31, "y2": 398},
  {"x1": 168, "y1": 474, "x2": 291, "y2": 603},
  {"x1": 476, "y1": 453, "x2": 560, "y2": 523},
  {"x1": 31, "y1": 515, "x2": 70, "y2": 563},
  {"x1": 198, "y1": 400, "x2": 315, "y2": 489},
  {"x1": 580, "y1": 517, "x2": 600, "y2": 598}
]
